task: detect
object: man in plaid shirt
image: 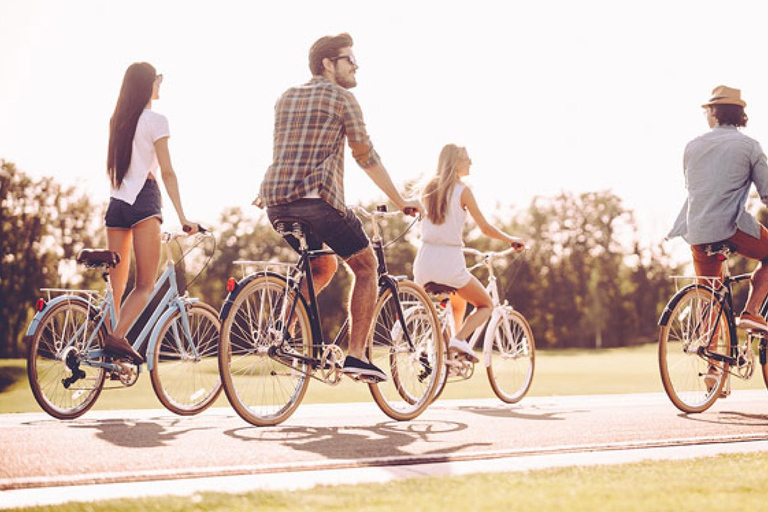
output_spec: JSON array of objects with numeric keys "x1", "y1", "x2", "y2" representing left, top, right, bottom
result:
[{"x1": 258, "y1": 33, "x2": 421, "y2": 381}]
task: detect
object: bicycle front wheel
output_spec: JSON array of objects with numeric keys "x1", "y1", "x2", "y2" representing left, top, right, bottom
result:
[
  {"x1": 659, "y1": 286, "x2": 729, "y2": 413},
  {"x1": 27, "y1": 300, "x2": 107, "y2": 419},
  {"x1": 368, "y1": 280, "x2": 443, "y2": 421},
  {"x1": 486, "y1": 308, "x2": 535, "y2": 403},
  {"x1": 219, "y1": 274, "x2": 312, "y2": 426},
  {"x1": 150, "y1": 302, "x2": 222, "y2": 415}
]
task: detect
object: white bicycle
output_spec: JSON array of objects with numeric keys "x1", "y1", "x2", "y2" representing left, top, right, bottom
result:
[{"x1": 422, "y1": 246, "x2": 535, "y2": 403}]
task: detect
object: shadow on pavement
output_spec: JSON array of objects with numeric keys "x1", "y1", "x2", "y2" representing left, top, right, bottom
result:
[
  {"x1": 23, "y1": 415, "x2": 221, "y2": 449},
  {"x1": 223, "y1": 419, "x2": 492, "y2": 461}
]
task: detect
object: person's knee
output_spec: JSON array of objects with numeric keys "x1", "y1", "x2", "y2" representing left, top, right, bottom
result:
[
  {"x1": 311, "y1": 255, "x2": 338, "y2": 280},
  {"x1": 346, "y1": 248, "x2": 377, "y2": 279}
]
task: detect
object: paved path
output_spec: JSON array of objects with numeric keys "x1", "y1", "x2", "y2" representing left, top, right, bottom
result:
[{"x1": 2, "y1": 391, "x2": 768, "y2": 508}]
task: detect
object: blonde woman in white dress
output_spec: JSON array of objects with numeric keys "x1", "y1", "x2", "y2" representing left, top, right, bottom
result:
[{"x1": 413, "y1": 144, "x2": 525, "y2": 361}]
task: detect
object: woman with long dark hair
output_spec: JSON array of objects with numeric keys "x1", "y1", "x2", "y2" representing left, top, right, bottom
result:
[{"x1": 103, "y1": 62, "x2": 198, "y2": 362}]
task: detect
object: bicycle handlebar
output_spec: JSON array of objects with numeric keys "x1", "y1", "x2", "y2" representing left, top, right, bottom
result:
[
  {"x1": 462, "y1": 245, "x2": 523, "y2": 260},
  {"x1": 162, "y1": 228, "x2": 213, "y2": 243},
  {"x1": 351, "y1": 204, "x2": 415, "y2": 218}
]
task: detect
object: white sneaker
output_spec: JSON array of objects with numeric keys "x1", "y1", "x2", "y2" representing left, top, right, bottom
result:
[{"x1": 449, "y1": 338, "x2": 479, "y2": 363}]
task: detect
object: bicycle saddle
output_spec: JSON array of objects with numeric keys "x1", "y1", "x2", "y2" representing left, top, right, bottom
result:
[
  {"x1": 703, "y1": 241, "x2": 736, "y2": 260},
  {"x1": 76, "y1": 249, "x2": 121, "y2": 268},
  {"x1": 272, "y1": 217, "x2": 312, "y2": 236},
  {"x1": 423, "y1": 282, "x2": 457, "y2": 295}
]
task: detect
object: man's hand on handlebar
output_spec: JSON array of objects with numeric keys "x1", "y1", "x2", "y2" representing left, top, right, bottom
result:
[{"x1": 400, "y1": 198, "x2": 422, "y2": 217}]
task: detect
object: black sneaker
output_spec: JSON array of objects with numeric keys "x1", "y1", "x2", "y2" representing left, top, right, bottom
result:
[{"x1": 342, "y1": 356, "x2": 387, "y2": 382}]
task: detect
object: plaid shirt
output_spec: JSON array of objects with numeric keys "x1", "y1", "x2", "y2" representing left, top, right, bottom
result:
[{"x1": 258, "y1": 76, "x2": 382, "y2": 211}]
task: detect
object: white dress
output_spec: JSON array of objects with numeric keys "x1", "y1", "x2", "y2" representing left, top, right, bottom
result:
[{"x1": 413, "y1": 183, "x2": 472, "y2": 289}]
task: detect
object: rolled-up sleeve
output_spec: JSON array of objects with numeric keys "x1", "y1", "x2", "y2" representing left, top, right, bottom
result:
[{"x1": 342, "y1": 92, "x2": 382, "y2": 169}]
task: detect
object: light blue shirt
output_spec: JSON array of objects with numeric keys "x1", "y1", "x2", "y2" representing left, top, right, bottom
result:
[{"x1": 668, "y1": 125, "x2": 768, "y2": 245}]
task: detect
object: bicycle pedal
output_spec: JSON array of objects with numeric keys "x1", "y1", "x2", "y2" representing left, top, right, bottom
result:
[{"x1": 352, "y1": 374, "x2": 384, "y2": 384}]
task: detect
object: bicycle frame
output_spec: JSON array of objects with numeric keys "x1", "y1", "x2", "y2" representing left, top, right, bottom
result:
[
  {"x1": 432, "y1": 247, "x2": 519, "y2": 367},
  {"x1": 221, "y1": 207, "x2": 417, "y2": 373},
  {"x1": 659, "y1": 271, "x2": 756, "y2": 369},
  {"x1": 25, "y1": 243, "x2": 200, "y2": 373}
]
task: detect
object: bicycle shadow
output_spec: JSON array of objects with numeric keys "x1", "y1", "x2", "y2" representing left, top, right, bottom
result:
[
  {"x1": 28, "y1": 415, "x2": 222, "y2": 449},
  {"x1": 224, "y1": 419, "x2": 492, "y2": 461},
  {"x1": 448, "y1": 404, "x2": 579, "y2": 421},
  {"x1": 679, "y1": 410, "x2": 768, "y2": 427}
]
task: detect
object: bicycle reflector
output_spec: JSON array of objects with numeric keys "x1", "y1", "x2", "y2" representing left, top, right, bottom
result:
[
  {"x1": 226, "y1": 278, "x2": 236, "y2": 293},
  {"x1": 36, "y1": 298, "x2": 46, "y2": 312}
]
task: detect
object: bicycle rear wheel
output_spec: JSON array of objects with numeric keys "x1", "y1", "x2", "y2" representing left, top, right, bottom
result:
[
  {"x1": 27, "y1": 300, "x2": 107, "y2": 419},
  {"x1": 486, "y1": 308, "x2": 535, "y2": 403},
  {"x1": 219, "y1": 274, "x2": 312, "y2": 426},
  {"x1": 368, "y1": 280, "x2": 443, "y2": 420},
  {"x1": 150, "y1": 302, "x2": 222, "y2": 415},
  {"x1": 659, "y1": 286, "x2": 729, "y2": 413}
]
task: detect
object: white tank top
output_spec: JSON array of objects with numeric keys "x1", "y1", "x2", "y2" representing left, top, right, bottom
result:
[{"x1": 421, "y1": 183, "x2": 466, "y2": 246}]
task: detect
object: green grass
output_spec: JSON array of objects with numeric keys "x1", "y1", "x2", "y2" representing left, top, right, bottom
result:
[
  {"x1": 4, "y1": 343, "x2": 766, "y2": 414},
  {"x1": 13, "y1": 452, "x2": 768, "y2": 511}
]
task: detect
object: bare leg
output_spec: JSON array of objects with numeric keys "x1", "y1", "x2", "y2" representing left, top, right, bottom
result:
[
  {"x1": 454, "y1": 276, "x2": 492, "y2": 342},
  {"x1": 111, "y1": 219, "x2": 162, "y2": 338},
  {"x1": 343, "y1": 247, "x2": 377, "y2": 360},
  {"x1": 107, "y1": 228, "x2": 133, "y2": 320},
  {"x1": 744, "y1": 261, "x2": 768, "y2": 315},
  {"x1": 449, "y1": 293, "x2": 467, "y2": 335},
  {"x1": 303, "y1": 254, "x2": 338, "y2": 300}
]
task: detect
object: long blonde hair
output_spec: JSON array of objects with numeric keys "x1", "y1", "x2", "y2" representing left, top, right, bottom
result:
[{"x1": 421, "y1": 144, "x2": 466, "y2": 224}]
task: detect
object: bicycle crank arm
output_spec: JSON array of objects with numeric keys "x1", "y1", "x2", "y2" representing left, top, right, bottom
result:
[{"x1": 697, "y1": 347, "x2": 737, "y2": 366}]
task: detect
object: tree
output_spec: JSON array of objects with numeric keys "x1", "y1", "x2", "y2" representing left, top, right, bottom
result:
[{"x1": 1, "y1": 160, "x2": 104, "y2": 357}]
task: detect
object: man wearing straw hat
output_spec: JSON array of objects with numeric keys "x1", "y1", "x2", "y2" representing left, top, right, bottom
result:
[{"x1": 669, "y1": 85, "x2": 768, "y2": 331}]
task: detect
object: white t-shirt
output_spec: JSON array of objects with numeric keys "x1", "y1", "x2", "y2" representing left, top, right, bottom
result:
[{"x1": 111, "y1": 109, "x2": 170, "y2": 205}]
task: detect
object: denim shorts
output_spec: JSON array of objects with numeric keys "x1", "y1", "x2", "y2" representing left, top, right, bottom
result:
[
  {"x1": 105, "y1": 179, "x2": 163, "y2": 229},
  {"x1": 267, "y1": 199, "x2": 369, "y2": 259}
]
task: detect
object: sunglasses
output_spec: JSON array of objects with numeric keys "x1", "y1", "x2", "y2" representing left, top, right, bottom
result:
[{"x1": 330, "y1": 54, "x2": 357, "y2": 67}]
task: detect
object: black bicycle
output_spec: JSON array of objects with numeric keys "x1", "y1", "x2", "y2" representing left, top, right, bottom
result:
[
  {"x1": 658, "y1": 242, "x2": 768, "y2": 413},
  {"x1": 218, "y1": 205, "x2": 443, "y2": 426}
]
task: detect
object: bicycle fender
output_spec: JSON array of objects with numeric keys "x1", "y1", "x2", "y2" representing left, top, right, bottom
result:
[
  {"x1": 219, "y1": 271, "x2": 299, "y2": 321},
  {"x1": 482, "y1": 308, "x2": 506, "y2": 367},
  {"x1": 146, "y1": 303, "x2": 184, "y2": 371},
  {"x1": 219, "y1": 273, "x2": 259, "y2": 321},
  {"x1": 25, "y1": 295, "x2": 92, "y2": 337},
  {"x1": 657, "y1": 283, "x2": 713, "y2": 327}
]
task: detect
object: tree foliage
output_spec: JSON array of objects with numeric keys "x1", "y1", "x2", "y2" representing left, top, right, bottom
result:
[
  {"x1": 1, "y1": 160, "x2": 104, "y2": 357},
  {"x1": 0, "y1": 160, "x2": 687, "y2": 357}
]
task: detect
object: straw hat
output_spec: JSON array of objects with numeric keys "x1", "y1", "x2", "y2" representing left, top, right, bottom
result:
[{"x1": 702, "y1": 85, "x2": 746, "y2": 108}]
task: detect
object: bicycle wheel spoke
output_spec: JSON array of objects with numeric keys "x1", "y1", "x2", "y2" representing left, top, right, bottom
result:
[
  {"x1": 27, "y1": 301, "x2": 106, "y2": 419},
  {"x1": 150, "y1": 303, "x2": 222, "y2": 415},
  {"x1": 487, "y1": 309, "x2": 535, "y2": 403},
  {"x1": 368, "y1": 281, "x2": 443, "y2": 421},
  {"x1": 219, "y1": 274, "x2": 311, "y2": 426},
  {"x1": 659, "y1": 286, "x2": 729, "y2": 413}
]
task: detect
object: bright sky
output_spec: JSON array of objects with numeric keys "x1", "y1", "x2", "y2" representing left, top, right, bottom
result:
[{"x1": 2, "y1": 0, "x2": 768, "y2": 258}]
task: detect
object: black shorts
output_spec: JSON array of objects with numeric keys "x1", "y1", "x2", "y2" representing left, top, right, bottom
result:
[
  {"x1": 267, "y1": 199, "x2": 369, "y2": 259},
  {"x1": 105, "y1": 179, "x2": 163, "y2": 229}
]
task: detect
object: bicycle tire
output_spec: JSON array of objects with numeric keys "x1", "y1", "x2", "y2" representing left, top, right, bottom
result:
[
  {"x1": 429, "y1": 329, "x2": 451, "y2": 402},
  {"x1": 486, "y1": 308, "x2": 535, "y2": 403},
  {"x1": 219, "y1": 273, "x2": 312, "y2": 426},
  {"x1": 368, "y1": 280, "x2": 444, "y2": 421},
  {"x1": 659, "y1": 286, "x2": 729, "y2": 413},
  {"x1": 150, "y1": 302, "x2": 222, "y2": 415},
  {"x1": 27, "y1": 300, "x2": 107, "y2": 419}
]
